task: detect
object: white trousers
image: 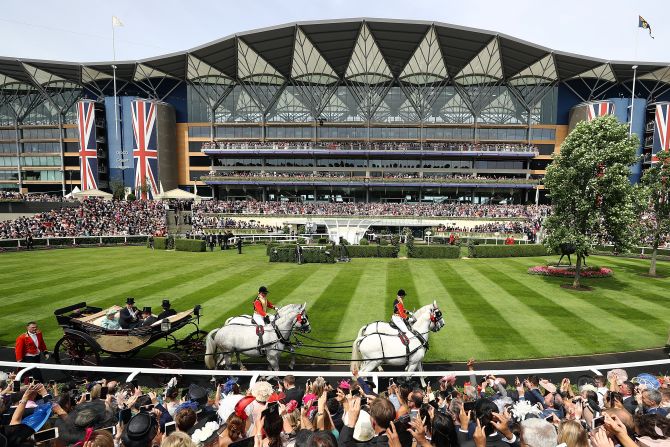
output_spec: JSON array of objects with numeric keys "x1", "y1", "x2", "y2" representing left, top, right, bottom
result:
[
  {"x1": 392, "y1": 315, "x2": 409, "y2": 333},
  {"x1": 253, "y1": 313, "x2": 274, "y2": 326}
]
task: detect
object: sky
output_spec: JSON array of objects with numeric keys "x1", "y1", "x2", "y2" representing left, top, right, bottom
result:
[{"x1": 0, "y1": 0, "x2": 667, "y2": 64}]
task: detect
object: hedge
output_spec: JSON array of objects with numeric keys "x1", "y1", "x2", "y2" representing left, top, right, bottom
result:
[
  {"x1": 468, "y1": 244, "x2": 548, "y2": 258},
  {"x1": 269, "y1": 247, "x2": 335, "y2": 263},
  {"x1": 594, "y1": 245, "x2": 670, "y2": 257},
  {"x1": 339, "y1": 245, "x2": 398, "y2": 258},
  {"x1": 154, "y1": 237, "x2": 167, "y2": 250},
  {"x1": 175, "y1": 238, "x2": 206, "y2": 252},
  {"x1": 408, "y1": 245, "x2": 461, "y2": 259}
]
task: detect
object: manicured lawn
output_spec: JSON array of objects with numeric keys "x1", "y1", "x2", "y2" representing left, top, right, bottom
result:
[{"x1": 0, "y1": 245, "x2": 668, "y2": 362}]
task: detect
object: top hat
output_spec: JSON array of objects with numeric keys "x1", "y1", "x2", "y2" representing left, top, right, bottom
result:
[
  {"x1": 142, "y1": 307, "x2": 152, "y2": 314},
  {"x1": 121, "y1": 413, "x2": 158, "y2": 447},
  {"x1": 126, "y1": 297, "x2": 135, "y2": 305},
  {"x1": 397, "y1": 289, "x2": 406, "y2": 297},
  {"x1": 258, "y1": 286, "x2": 269, "y2": 294},
  {"x1": 161, "y1": 299, "x2": 171, "y2": 309}
]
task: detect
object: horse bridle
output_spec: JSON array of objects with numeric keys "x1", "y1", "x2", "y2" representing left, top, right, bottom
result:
[
  {"x1": 429, "y1": 307, "x2": 443, "y2": 332},
  {"x1": 271, "y1": 309, "x2": 309, "y2": 345}
]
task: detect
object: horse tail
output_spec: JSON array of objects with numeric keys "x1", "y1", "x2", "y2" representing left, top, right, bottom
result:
[
  {"x1": 350, "y1": 325, "x2": 366, "y2": 372},
  {"x1": 204, "y1": 328, "x2": 220, "y2": 369}
]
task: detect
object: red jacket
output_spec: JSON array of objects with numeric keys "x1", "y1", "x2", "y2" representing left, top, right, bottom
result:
[
  {"x1": 253, "y1": 297, "x2": 275, "y2": 317},
  {"x1": 15, "y1": 331, "x2": 47, "y2": 362}
]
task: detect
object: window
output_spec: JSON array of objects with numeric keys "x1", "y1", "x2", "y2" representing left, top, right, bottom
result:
[
  {"x1": 22, "y1": 170, "x2": 63, "y2": 181},
  {"x1": 0, "y1": 143, "x2": 16, "y2": 153},
  {"x1": 188, "y1": 126, "x2": 211, "y2": 138},
  {"x1": 23, "y1": 142, "x2": 60, "y2": 153},
  {"x1": 22, "y1": 128, "x2": 60, "y2": 139},
  {"x1": 0, "y1": 129, "x2": 16, "y2": 140},
  {"x1": 530, "y1": 128, "x2": 556, "y2": 141}
]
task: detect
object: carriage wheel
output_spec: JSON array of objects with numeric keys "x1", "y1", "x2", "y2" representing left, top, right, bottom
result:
[
  {"x1": 151, "y1": 352, "x2": 183, "y2": 384},
  {"x1": 54, "y1": 335, "x2": 101, "y2": 366},
  {"x1": 181, "y1": 330, "x2": 208, "y2": 357}
]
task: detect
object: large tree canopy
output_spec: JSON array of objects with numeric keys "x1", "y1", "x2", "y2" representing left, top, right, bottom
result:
[
  {"x1": 543, "y1": 115, "x2": 639, "y2": 287},
  {"x1": 640, "y1": 150, "x2": 670, "y2": 276}
]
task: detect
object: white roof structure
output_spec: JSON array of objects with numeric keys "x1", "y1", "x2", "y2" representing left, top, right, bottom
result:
[
  {"x1": 399, "y1": 27, "x2": 448, "y2": 84},
  {"x1": 345, "y1": 23, "x2": 392, "y2": 85},
  {"x1": 291, "y1": 28, "x2": 338, "y2": 85}
]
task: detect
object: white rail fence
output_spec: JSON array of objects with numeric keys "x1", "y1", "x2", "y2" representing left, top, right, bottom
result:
[{"x1": 2, "y1": 358, "x2": 670, "y2": 390}]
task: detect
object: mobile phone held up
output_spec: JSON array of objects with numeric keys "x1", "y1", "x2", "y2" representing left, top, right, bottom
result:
[{"x1": 33, "y1": 428, "x2": 59, "y2": 443}]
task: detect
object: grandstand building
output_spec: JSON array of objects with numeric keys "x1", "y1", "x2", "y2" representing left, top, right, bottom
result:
[{"x1": 0, "y1": 19, "x2": 668, "y2": 203}]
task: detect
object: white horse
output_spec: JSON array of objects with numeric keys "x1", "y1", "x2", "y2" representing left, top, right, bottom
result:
[
  {"x1": 204, "y1": 303, "x2": 310, "y2": 371},
  {"x1": 351, "y1": 301, "x2": 445, "y2": 372}
]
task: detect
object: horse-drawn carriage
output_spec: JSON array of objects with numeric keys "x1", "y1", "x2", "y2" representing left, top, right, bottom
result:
[{"x1": 53, "y1": 302, "x2": 206, "y2": 369}]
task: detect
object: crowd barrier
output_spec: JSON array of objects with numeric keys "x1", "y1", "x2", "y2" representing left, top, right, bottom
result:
[
  {"x1": 2, "y1": 357, "x2": 670, "y2": 390},
  {"x1": 0, "y1": 235, "x2": 149, "y2": 249}
]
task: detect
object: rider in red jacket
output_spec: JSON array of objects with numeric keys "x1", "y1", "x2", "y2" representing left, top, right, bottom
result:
[
  {"x1": 391, "y1": 289, "x2": 410, "y2": 336},
  {"x1": 253, "y1": 286, "x2": 276, "y2": 326}
]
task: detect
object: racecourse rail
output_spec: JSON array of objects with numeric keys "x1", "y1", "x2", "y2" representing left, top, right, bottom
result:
[{"x1": 3, "y1": 358, "x2": 670, "y2": 390}]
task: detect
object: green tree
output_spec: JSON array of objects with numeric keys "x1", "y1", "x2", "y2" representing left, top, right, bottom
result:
[
  {"x1": 109, "y1": 180, "x2": 126, "y2": 200},
  {"x1": 543, "y1": 115, "x2": 639, "y2": 288},
  {"x1": 640, "y1": 151, "x2": 670, "y2": 276}
]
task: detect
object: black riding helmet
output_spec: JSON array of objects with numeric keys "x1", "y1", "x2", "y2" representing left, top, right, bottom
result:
[
  {"x1": 397, "y1": 289, "x2": 406, "y2": 297},
  {"x1": 259, "y1": 286, "x2": 269, "y2": 294}
]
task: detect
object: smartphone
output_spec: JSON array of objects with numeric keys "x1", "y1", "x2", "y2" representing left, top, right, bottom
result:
[
  {"x1": 463, "y1": 401, "x2": 476, "y2": 412},
  {"x1": 13, "y1": 381, "x2": 21, "y2": 393},
  {"x1": 164, "y1": 421, "x2": 177, "y2": 436},
  {"x1": 389, "y1": 378, "x2": 395, "y2": 385},
  {"x1": 119, "y1": 408, "x2": 132, "y2": 425},
  {"x1": 409, "y1": 409, "x2": 419, "y2": 421},
  {"x1": 360, "y1": 397, "x2": 368, "y2": 406},
  {"x1": 100, "y1": 387, "x2": 108, "y2": 399},
  {"x1": 33, "y1": 427, "x2": 59, "y2": 443},
  {"x1": 394, "y1": 414, "x2": 411, "y2": 433},
  {"x1": 351, "y1": 389, "x2": 360, "y2": 397},
  {"x1": 102, "y1": 425, "x2": 117, "y2": 436},
  {"x1": 28, "y1": 376, "x2": 34, "y2": 384},
  {"x1": 48, "y1": 380, "x2": 56, "y2": 387},
  {"x1": 591, "y1": 415, "x2": 605, "y2": 430},
  {"x1": 84, "y1": 393, "x2": 91, "y2": 401}
]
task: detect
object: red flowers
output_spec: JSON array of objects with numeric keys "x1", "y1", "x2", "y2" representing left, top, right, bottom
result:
[{"x1": 527, "y1": 265, "x2": 613, "y2": 278}]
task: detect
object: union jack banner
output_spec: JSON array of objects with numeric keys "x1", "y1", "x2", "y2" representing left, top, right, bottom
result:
[
  {"x1": 131, "y1": 99, "x2": 159, "y2": 199},
  {"x1": 586, "y1": 101, "x2": 615, "y2": 121},
  {"x1": 653, "y1": 102, "x2": 670, "y2": 163},
  {"x1": 76, "y1": 100, "x2": 99, "y2": 190}
]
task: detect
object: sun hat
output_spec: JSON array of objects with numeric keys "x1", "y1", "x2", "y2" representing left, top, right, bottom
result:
[{"x1": 251, "y1": 381, "x2": 273, "y2": 403}]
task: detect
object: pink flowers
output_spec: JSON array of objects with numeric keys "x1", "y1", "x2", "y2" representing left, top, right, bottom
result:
[{"x1": 528, "y1": 265, "x2": 613, "y2": 278}]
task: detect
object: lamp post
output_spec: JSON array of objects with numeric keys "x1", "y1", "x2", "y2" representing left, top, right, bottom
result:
[{"x1": 425, "y1": 230, "x2": 432, "y2": 245}]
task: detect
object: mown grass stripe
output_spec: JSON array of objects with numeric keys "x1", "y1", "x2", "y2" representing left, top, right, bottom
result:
[
  {"x1": 430, "y1": 262, "x2": 543, "y2": 359},
  {"x1": 309, "y1": 264, "x2": 364, "y2": 339},
  {"x1": 409, "y1": 259, "x2": 489, "y2": 361},
  {"x1": 385, "y1": 259, "x2": 417, "y2": 316},
  {"x1": 479, "y1": 262, "x2": 630, "y2": 350}
]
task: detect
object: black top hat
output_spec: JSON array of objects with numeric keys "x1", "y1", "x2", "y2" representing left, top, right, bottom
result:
[
  {"x1": 161, "y1": 299, "x2": 171, "y2": 309},
  {"x1": 121, "y1": 413, "x2": 158, "y2": 447},
  {"x1": 259, "y1": 286, "x2": 269, "y2": 294},
  {"x1": 142, "y1": 307, "x2": 152, "y2": 314},
  {"x1": 126, "y1": 297, "x2": 135, "y2": 305},
  {"x1": 397, "y1": 289, "x2": 406, "y2": 297}
]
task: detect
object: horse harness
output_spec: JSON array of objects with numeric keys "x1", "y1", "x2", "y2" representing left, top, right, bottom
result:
[
  {"x1": 226, "y1": 315, "x2": 295, "y2": 356},
  {"x1": 359, "y1": 321, "x2": 430, "y2": 363}
]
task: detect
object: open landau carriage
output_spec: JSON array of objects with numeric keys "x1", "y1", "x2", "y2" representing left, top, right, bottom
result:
[{"x1": 53, "y1": 302, "x2": 206, "y2": 369}]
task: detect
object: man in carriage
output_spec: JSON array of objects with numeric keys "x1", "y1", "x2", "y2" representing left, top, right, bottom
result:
[{"x1": 119, "y1": 297, "x2": 140, "y2": 329}]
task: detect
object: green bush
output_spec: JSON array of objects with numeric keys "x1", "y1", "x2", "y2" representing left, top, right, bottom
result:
[
  {"x1": 317, "y1": 237, "x2": 329, "y2": 244},
  {"x1": 468, "y1": 244, "x2": 548, "y2": 258},
  {"x1": 175, "y1": 238, "x2": 206, "y2": 252},
  {"x1": 379, "y1": 238, "x2": 389, "y2": 246},
  {"x1": 154, "y1": 237, "x2": 167, "y2": 250},
  {"x1": 339, "y1": 245, "x2": 398, "y2": 258},
  {"x1": 269, "y1": 247, "x2": 335, "y2": 263},
  {"x1": 359, "y1": 238, "x2": 369, "y2": 246},
  {"x1": 408, "y1": 245, "x2": 461, "y2": 259}
]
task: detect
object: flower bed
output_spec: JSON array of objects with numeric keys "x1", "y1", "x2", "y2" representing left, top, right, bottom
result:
[{"x1": 528, "y1": 265, "x2": 613, "y2": 278}]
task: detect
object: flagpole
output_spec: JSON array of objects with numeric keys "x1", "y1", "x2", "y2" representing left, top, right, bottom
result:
[{"x1": 630, "y1": 65, "x2": 638, "y2": 137}]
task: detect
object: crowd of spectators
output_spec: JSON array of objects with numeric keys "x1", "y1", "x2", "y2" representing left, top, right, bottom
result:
[
  {"x1": 1, "y1": 361, "x2": 668, "y2": 447},
  {"x1": 0, "y1": 198, "x2": 167, "y2": 239},
  {"x1": 204, "y1": 172, "x2": 535, "y2": 185},
  {"x1": 193, "y1": 201, "x2": 551, "y2": 220},
  {"x1": 437, "y1": 221, "x2": 539, "y2": 237},
  {"x1": 191, "y1": 216, "x2": 282, "y2": 234},
  {"x1": 202, "y1": 141, "x2": 539, "y2": 154},
  {"x1": 0, "y1": 192, "x2": 75, "y2": 203}
]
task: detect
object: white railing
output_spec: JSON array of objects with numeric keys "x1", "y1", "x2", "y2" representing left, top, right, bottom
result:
[
  {"x1": 0, "y1": 235, "x2": 149, "y2": 248},
  {"x1": 3, "y1": 357, "x2": 670, "y2": 390}
]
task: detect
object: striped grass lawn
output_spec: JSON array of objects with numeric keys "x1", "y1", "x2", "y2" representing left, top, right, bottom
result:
[{"x1": 0, "y1": 245, "x2": 669, "y2": 363}]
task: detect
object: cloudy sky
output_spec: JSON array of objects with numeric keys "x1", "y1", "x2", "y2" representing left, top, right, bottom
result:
[{"x1": 0, "y1": 0, "x2": 666, "y2": 63}]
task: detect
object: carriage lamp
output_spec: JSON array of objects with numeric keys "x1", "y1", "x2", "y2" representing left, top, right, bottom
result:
[
  {"x1": 194, "y1": 305, "x2": 202, "y2": 317},
  {"x1": 161, "y1": 319, "x2": 171, "y2": 332}
]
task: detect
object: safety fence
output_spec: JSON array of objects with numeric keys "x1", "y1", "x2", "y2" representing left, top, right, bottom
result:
[{"x1": 0, "y1": 235, "x2": 149, "y2": 249}]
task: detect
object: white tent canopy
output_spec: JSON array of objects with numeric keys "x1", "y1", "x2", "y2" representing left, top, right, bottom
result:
[
  {"x1": 156, "y1": 188, "x2": 203, "y2": 202},
  {"x1": 73, "y1": 189, "x2": 113, "y2": 200}
]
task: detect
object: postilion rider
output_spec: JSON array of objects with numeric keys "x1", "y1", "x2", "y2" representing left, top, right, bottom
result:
[
  {"x1": 15, "y1": 321, "x2": 49, "y2": 381},
  {"x1": 252, "y1": 286, "x2": 277, "y2": 353},
  {"x1": 391, "y1": 289, "x2": 412, "y2": 344}
]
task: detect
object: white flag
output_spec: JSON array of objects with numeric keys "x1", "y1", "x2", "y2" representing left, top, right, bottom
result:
[{"x1": 112, "y1": 16, "x2": 124, "y2": 27}]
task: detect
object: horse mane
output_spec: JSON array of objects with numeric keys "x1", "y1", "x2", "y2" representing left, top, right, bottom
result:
[
  {"x1": 413, "y1": 303, "x2": 433, "y2": 320},
  {"x1": 278, "y1": 303, "x2": 301, "y2": 315}
]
